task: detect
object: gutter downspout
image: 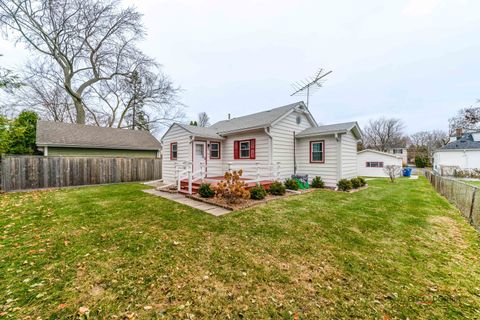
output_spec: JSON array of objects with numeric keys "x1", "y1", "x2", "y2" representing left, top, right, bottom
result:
[{"x1": 293, "y1": 131, "x2": 297, "y2": 175}]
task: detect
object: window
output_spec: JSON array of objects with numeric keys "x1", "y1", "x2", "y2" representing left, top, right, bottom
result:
[
  {"x1": 234, "y1": 139, "x2": 256, "y2": 159},
  {"x1": 240, "y1": 141, "x2": 250, "y2": 158},
  {"x1": 392, "y1": 148, "x2": 403, "y2": 154},
  {"x1": 366, "y1": 161, "x2": 383, "y2": 168},
  {"x1": 310, "y1": 141, "x2": 324, "y2": 163},
  {"x1": 170, "y1": 142, "x2": 177, "y2": 160},
  {"x1": 210, "y1": 142, "x2": 220, "y2": 159}
]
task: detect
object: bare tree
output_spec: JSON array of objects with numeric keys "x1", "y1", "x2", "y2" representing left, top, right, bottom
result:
[
  {"x1": 449, "y1": 101, "x2": 480, "y2": 135},
  {"x1": 363, "y1": 117, "x2": 406, "y2": 152},
  {"x1": 0, "y1": 0, "x2": 152, "y2": 124},
  {"x1": 383, "y1": 165, "x2": 402, "y2": 183},
  {"x1": 198, "y1": 112, "x2": 210, "y2": 127},
  {"x1": 408, "y1": 130, "x2": 449, "y2": 161},
  {"x1": 0, "y1": 54, "x2": 22, "y2": 90}
]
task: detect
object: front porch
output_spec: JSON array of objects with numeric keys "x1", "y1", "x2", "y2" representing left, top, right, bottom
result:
[{"x1": 174, "y1": 161, "x2": 281, "y2": 194}]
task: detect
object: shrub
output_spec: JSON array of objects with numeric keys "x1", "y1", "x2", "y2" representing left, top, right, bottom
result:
[
  {"x1": 214, "y1": 170, "x2": 250, "y2": 204},
  {"x1": 268, "y1": 181, "x2": 286, "y2": 196},
  {"x1": 358, "y1": 177, "x2": 367, "y2": 187},
  {"x1": 284, "y1": 178, "x2": 299, "y2": 190},
  {"x1": 311, "y1": 176, "x2": 325, "y2": 188},
  {"x1": 250, "y1": 184, "x2": 267, "y2": 200},
  {"x1": 337, "y1": 179, "x2": 352, "y2": 192},
  {"x1": 415, "y1": 155, "x2": 430, "y2": 168},
  {"x1": 350, "y1": 177, "x2": 361, "y2": 189},
  {"x1": 198, "y1": 183, "x2": 215, "y2": 198}
]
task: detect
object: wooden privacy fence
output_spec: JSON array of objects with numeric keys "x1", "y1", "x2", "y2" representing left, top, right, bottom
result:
[
  {"x1": 425, "y1": 170, "x2": 480, "y2": 231},
  {"x1": 0, "y1": 155, "x2": 162, "y2": 192}
]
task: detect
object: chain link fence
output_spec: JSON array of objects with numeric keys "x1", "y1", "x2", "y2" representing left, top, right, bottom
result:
[{"x1": 425, "y1": 170, "x2": 479, "y2": 231}]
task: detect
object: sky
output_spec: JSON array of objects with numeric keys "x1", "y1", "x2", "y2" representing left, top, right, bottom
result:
[{"x1": 1, "y1": 0, "x2": 480, "y2": 134}]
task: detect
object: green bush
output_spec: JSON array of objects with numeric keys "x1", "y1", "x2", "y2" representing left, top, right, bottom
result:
[
  {"x1": 268, "y1": 181, "x2": 286, "y2": 196},
  {"x1": 250, "y1": 185, "x2": 267, "y2": 200},
  {"x1": 358, "y1": 177, "x2": 367, "y2": 187},
  {"x1": 311, "y1": 176, "x2": 325, "y2": 188},
  {"x1": 198, "y1": 183, "x2": 215, "y2": 198},
  {"x1": 415, "y1": 155, "x2": 430, "y2": 168},
  {"x1": 284, "y1": 178, "x2": 299, "y2": 190},
  {"x1": 337, "y1": 179, "x2": 352, "y2": 192},
  {"x1": 350, "y1": 177, "x2": 361, "y2": 189}
]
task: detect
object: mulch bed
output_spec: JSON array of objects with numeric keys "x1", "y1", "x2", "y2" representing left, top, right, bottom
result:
[{"x1": 187, "y1": 189, "x2": 315, "y2": 211}]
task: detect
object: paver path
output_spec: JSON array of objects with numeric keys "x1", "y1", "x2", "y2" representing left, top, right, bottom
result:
[{"x1": 142, "y1": 189, "x2": 231, "y2": 216}]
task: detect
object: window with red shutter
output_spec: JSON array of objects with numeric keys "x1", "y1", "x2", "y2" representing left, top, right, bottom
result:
[
  {"x1": 233, "y1": 141, "x2": 240, "y2": 159},
  {"x1": 249, "y1": 139, "x2": 256, "y2": 159}
]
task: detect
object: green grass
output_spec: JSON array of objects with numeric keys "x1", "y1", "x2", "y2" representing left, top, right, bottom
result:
[
  {"x1": 462, "y1": 179, "x2": 480, "y2": 187},
  {"x1": 1, "y1": 177, "x2": 480, "y2": 319}
]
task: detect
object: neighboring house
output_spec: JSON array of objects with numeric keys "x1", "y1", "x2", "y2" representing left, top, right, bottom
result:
[
  {"x1": 161, "y1": 101, "x2": 362, "y2": 188},
  {"x1": 357, "y1": 149, "x2": 403, "y2": 178},
  {"x1": 36, "y1": 121, "x2": 161, "y2": 158},
  {"x1": 433, "y1": 132, "x2": 480, "y2": 175},
  {"x1": 387, "y1": 147, "x2": 408, "y2": 165}
]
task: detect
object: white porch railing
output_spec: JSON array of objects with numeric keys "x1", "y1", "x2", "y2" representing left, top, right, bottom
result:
[{"x1": 175, "y1": 161, "x2": 281, "y2": 194}]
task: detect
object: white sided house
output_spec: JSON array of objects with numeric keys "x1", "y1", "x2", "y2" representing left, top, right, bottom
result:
[
  {"x1": 161, "y1": 102, "x2": 362, "y2": 193},
  {"x1": 434, "y1": 132, "x2": 480, "y2": 175},
  {"x1": 357, "y1": 149, "x2": 403, "y2": 178}
]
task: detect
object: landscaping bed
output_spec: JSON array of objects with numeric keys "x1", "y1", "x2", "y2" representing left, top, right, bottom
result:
[{"x1": 187, "y1": 189, "x2": 313, "y2": 211}]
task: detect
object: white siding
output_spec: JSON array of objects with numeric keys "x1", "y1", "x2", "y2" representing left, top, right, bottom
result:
[
  {"x1": 341, "y1": 132, "x2": 358, "y2": 179},
  {"x1": 434, "y1": 150, "x2": 480, "y2": 170},
  {"x1": 296, "y1": 135, "x2": 339, "y2": 187},
  {"x1": 357, "y1": 150, "x2": 403, "y2": 177},
  {"x1": 204, "y1": 140, "x2": 223, "y2": 177},
  {"x1": 222, "y1": 130, "x2": 270, "y2": 178},
  {"x1": 161, "y1": 124, "x2": 192, "y2": 183},
  {"x1": 270, "y1": 111, "x2": 314, "y2": 179}
]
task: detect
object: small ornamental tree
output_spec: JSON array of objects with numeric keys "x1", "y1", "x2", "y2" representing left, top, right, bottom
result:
[
  {"x1": 214, "y1": 170, "x2": 250, "y2": 204},
  {"x1": 383, "y1": 165, "x2": 402, "y2": 182}
]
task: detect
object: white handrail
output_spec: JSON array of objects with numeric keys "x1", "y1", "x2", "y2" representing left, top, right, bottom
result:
[{"x1": 177, "y1": 161, "x2": 281, "y2": 194}]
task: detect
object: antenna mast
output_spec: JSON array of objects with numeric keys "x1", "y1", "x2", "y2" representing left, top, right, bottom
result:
[{"x1": 290, "y1": 68, "x2": 332, "y2": 107}]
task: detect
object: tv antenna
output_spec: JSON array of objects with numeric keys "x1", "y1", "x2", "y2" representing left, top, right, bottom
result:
[{"x1": 290, "y1": 68, "x2": 332, "y2": 107}]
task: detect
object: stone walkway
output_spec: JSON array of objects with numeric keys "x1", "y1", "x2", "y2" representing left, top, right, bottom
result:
[{"x1": 142, "y1": 189, "x2": 231, "y2": 216}]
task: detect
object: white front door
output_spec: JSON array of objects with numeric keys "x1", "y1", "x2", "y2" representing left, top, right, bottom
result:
[{"x1": 193, "y1": 141, "x2": 206, "y2": 172}]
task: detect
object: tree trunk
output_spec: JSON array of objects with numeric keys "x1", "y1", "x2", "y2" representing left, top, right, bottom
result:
[{"x1": 73, "y1": 96, "x2": 86, "y2": 124}]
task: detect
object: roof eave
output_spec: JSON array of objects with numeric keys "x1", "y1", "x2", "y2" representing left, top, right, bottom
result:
[{"x1": 296, "y1": 129, "x2": 348, "y2": 138}]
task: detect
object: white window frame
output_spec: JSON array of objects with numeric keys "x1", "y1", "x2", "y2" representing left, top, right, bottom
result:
[{"x1": 240, "y1": 140, "x2": 250, "y2": 159}]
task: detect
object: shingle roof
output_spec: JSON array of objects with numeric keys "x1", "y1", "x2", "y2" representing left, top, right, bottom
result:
[
  {"x1": 296, "y1": 121, "x2": 360, "y2": 138},
  {"x1": 176, "y1": 123, "x2": 223, "y2": 140},
  {"x1": 210, "y1": 101, "x2": 307, "y2": 133},
  {"x1": 439, "y1": 133, "x2": 480, "y2": 150},
  {"x1": 36, "y1": 121, "x2": 161, "y2": 150}
]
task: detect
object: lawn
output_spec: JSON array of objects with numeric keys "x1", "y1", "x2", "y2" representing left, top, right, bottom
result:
[
  {"x1": 462, "y1": 180, "x2": 480, "y2": 187},
  {"x1": 1, "y1": 177, "x2": 479, "y2": 319}
]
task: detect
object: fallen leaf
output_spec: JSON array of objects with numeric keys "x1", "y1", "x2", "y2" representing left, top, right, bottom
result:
[
  {"x1": 143, "y1": 305, "x2": 152, "y2": 310},
  {"x1": 78, "y1": 306, "x2": 90, "y2": 315},
  {"x1": 58, "y1": 303, "x2": 68, "y2": 310}
]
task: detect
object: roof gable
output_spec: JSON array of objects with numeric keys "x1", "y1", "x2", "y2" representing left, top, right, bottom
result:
[
  {"x1": 210, "y1": 101, "x2": 307, "y2": 134},
  {"x1": 36, "y1": 121, "x2": 161, "y2": 150}
]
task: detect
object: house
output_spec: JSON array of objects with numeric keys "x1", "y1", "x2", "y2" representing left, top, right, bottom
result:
[
  {"x1": 36, "y1": 121, "x2": 161, "y2": 158},
  {"x1": 161, "y1": 101, "x2": 362, "y2": 191},
  {"x1": 433, "y1": 132, "x2": 480, "y2": 175},
  {"x1": 357, "y1": 149, "x2": 403, "y2": 178},
  {"x1": 387, "y1": 147, "x2": 408, "y2": 165}
]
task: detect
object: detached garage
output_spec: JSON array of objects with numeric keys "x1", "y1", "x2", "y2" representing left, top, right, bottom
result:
[{"x1": 357, "y1": 149, "x2": 403, "y2": 177}]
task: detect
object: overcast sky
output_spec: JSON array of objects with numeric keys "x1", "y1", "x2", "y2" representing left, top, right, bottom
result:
[{"x1": 1, "y1": 0, "x2": 479, "y2": 134}]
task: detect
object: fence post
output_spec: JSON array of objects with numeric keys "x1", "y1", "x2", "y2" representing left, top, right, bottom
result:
[{"x1": 470, "y1": 187, "x2": 477, "y2": 224}]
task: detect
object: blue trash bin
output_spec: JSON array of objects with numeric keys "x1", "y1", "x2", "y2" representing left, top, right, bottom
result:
[{"x1": 403, "y1": 167, "x2": 412, "y2": 177}]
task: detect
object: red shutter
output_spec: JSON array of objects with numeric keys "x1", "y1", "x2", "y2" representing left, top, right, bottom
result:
[
  {"x1": 250, "y1": 139, "x2": 256, "y2": 159},
  {"x1": 234, "y1": 141, "x2": 239, "y2": 159}
]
